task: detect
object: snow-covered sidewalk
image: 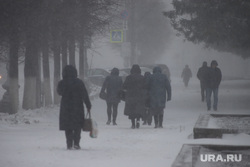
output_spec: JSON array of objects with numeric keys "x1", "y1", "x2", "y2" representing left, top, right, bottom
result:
[{"x1": 0, "y1": 78, "x2": 250, "y2": 167}]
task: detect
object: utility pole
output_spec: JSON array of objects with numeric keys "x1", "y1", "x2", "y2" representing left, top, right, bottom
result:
[{"x1": 128, "y1": 0, "x2": 137, "y2": 65}]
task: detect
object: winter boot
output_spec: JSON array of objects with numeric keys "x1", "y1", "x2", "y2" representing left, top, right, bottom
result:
[
  {"x1": 136, "y1": 121, "x2": 140, "y2": 129},
  {"x1": 154, "y1": 115, "x2": 159, "y2": 128},
  {"x1": 131, "y1": 119, "x2": 135, "y2": 129},
  {"x1": 113, "y1": 120, "x2": 117, "y2": 125},
  {"x1": 65, "y1": 130, "x2": 73, "y2": 150},
  {"x1": 159, "y1": 115, "x2": 163, "y2": 128}
]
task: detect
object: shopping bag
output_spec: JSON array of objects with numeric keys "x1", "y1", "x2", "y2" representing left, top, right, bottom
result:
[
  {"x1": 99, "y1": 91, "x2": 107, "y2": 100},
  {"x1": 89, "y1": 119, "x2": 98, "y2": 138},
  {"x1": 82, "y1": 112, "x2": 98, "y2": 138},
  {"x1": 82, "y1": 113, "x2": 92, "y2": 132}
]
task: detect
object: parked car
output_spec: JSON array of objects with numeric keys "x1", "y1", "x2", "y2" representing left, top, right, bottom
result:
[
  {"x1": 140, "y1": 64, "x2": 171, "y2": 82},
  {"x1": 87, "y1": 68, "x2": 111, "y2": 86},
  {"x1": 120, "y1": 66, "x2": 152, "y2": 76}
]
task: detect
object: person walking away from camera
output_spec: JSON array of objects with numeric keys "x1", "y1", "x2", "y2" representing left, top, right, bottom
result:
[
  {"x1": 148, "y1": 67, "x2": 171, "y2": 128},
  {"x1": 142, "y1": 72, "x2": 152, "y2": 125},
  {"x1": 57, "y1": 65, "x2": 91, "y2": 150},
  {"x1": 123, "y1": 64, "x2": 145, "y2": 129},
  {"x1": 100, "y1": 68, "x2": 123, "y2": 125},
  {"x1": 181, "y1": 65, "x2": 192, "y2": 87},
  {"x1": 205, "y1": 60, "x2": 222, "y2": 111},
  {"x1": 197, "y1": 61, "x2": 208, "y2": 102}
]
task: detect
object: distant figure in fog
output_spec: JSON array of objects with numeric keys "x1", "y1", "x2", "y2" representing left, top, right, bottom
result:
[
  {"x1": 205, "y1": 60, "x2": 222, "y2": 111},
  {"x1": 142, "y1": 72, "x2": 152, "y2": 126},
  {"x1": 123, "y1": 64, "x2": 145, "y2": 129},
  {"x1": 148, "y1": 67, "x2": 171, "y2": 128},
  {"x1": 197, "y1": 61, "x2": 208, "y2": 102},
  {"x1": 57, "y1": 65, "x2": 91, "y2": 150},
  {"x1": 100, "y1": 68, "x2": 123, "y2": 125},
  {"x1": 181, "y1": 65, "x2": 192, "y2": 87}
]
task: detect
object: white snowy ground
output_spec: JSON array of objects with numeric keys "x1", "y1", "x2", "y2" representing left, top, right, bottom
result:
[{"x1": 0, "y1": 77, "x2": 250, "y2": 167}]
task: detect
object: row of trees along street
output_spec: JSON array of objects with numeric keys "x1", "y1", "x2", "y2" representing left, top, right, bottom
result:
[
  {"x1": 0, "y1": 0, "x2": 120, "y2": 114},
  {"x1": 164, "y1": 0, "x2": 250, "y2": 59}
]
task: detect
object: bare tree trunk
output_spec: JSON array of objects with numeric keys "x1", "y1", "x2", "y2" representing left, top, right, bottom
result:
[
  {"x1": 68, "y1": 34, "x2": 75, "y2": 67},
  {"x1": 79, "y1": 38, "x2": 84, "y2": 80},
  {"x1": 36, "y1": 55, "x2": 42, "y2": 108},
  {"x1": 8, "y1": 28, "x2": 19, "y2": 114},
  {"x1": 39, "y1": 0, "x2": 53, "y2": 107},
  {"x1": 61, "y1": 36, "x2": 68, "y2": 69},
  {"x1": 67, "y1": 0, "x2": 76, "y2": 67},
  {"x1": 53, "y1": 32, "x2": 61, "y2": 105},
  {"x1": 22, "y1": 33, "x2": 39, "y2": 110},
  {"x1": 42, "y1": 36, "x2": 53, "y2": 106}
]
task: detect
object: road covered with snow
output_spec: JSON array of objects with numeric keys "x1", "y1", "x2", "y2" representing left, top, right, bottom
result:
[{"x1": 0, "y1": 77, "x2": 250, "y2": 167}]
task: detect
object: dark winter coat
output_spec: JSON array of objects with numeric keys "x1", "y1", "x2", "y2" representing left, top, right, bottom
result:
[
  {"x1": 205, "y1": 67, "x2": 222, "y2": 89},
  {"x1": 148, "y1": 67, "x2": 171, "y2": 110},
  {"x1": 144, "y1": 72, "x2": 151, "y2": 108},
  {"x1": 101, "y1": 68, "x2": 123, "y2": 103},
  {"x1": 57, "y1": 65, "x2": 91, "y2": 131},
  {"x1": 123, "y1": 65, "x2": 145, "y2": 118},
  {"x1": 197, "y1": 63, "x2": 208, "y2": 87}
]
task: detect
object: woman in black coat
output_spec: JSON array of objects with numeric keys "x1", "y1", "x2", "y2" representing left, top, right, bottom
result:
[
  {"x1": 57, "y1": 65, "x2": 91, "y2": 150},
  {"x1": 100, "y1": 68, "x2": 123, "y2": 125},
  {"x1": 123, "y1": 64, "x2": 145, "y2": 129},
  {"x1": 148, "y1": 66, "x2": 171, "y2": 128}
]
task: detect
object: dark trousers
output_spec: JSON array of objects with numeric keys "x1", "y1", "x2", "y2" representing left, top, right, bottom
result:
[
  {"x1": 206, "y1": 88, "x2": 219, "y2": 110},
  {"x1": 107, "y1": 102, "x2": 118, "y2": 122},
  {"x1": 131, "y1": 117, "x2": 140, "y2": 126},
  {"x1": 200, "y1": 82, "x2": 206, "y2": 101},
  {"x1": 65, "y1": 128, "x2": 81, "y2": 148},
  {"x1": 154, "y1": 114, "x2": 163, "y2": 127},
  {"x1": 143, "y1": 108, "x2": 152, "y2": 125}
]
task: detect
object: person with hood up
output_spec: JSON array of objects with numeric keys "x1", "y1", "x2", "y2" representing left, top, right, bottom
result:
[
  {"x1": 197, "y1": 61, "x2": 208, "y2": 102},
  {"x1": 181, "y1": 65, "x2": 192, "y2": 87},
  {"x1": 123, "y1": 64, "x2": 145, "y2": 129},
  {"x1": 148, "y1": 66, "x2": 171, "y2": 128},
  {"x1": 205, "y1": 60, "x2": 222, "y2": 111},
  {"x1": 100, "y1": 67, "x2": 123, "y2": 125},
  {"x1": 57, "y1": 65, "x2": 91, "y2": 150}
]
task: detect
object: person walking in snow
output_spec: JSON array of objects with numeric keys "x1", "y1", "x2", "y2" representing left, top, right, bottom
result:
[
  {"x1": 181, "y1": 65, "x2": 192, "y2": 87},
  {"x1": 57, "y1": 65, "x2": 91, "y2": 150},
  {"x1": 100, "y1": 67, "x2": 123, "y2": 125},
  {"x1": 148, "y1": 66, "x2": 171, "y2": 128},
  {"x1": 197, "y1": 61, "x2": 208, "y2": 102},
  {"x1": 205, "y1": 60, "x2": 222, "y2": 111},
  {"x1": 123, "y1": 64, "x2": 145, "y2": 129}
]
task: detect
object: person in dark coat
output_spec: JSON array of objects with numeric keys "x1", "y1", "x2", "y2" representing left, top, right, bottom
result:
[
  {"x1": 197, "y1": 61, "x2": 208, "y2": 102},
  {"x1": 123, "y1": 64, "x2": 145, "y2": 129},
  {"x1": 142, "y1": 72, "x2": 152, "y2": 125},
  {"x1": 181, "y1": 65, "x2": 192, "y2": 87},
  {"x1": 57, "y1": 65, "x2": 91, "y2": 150},
  {"x1": 205, "y1": 60, "x2": 222, "y2": 111},
  {"x1": 100, "y1": 67, "x2": 123, "y2": 125},
  {"x1": 148, "y1": 67, "x2": 171, "y2": 128}
]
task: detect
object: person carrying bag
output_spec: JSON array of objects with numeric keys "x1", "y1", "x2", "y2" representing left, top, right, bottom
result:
[
  {"x1": 99, "y1": 68, "x2": 123, "y2": 125},
  {"x1": 57, "y1": 65, "x2": 92, "y2": 150}
]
